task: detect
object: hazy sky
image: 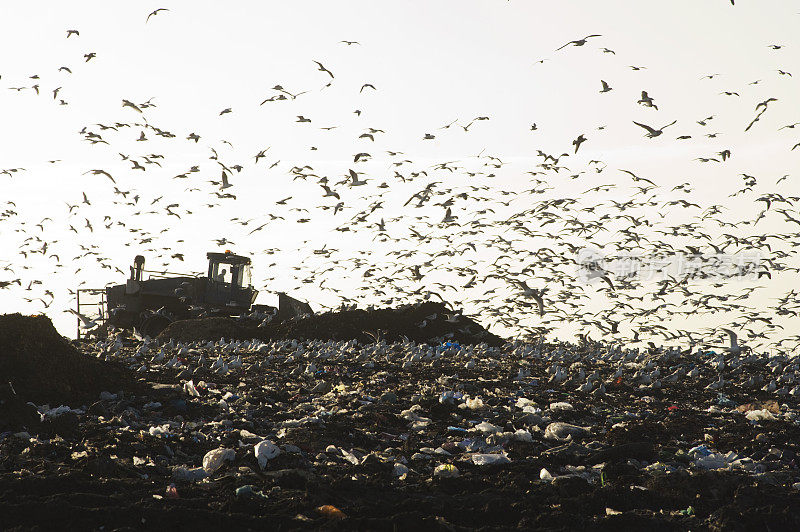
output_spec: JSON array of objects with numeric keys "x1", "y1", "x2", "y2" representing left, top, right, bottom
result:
[{"x1": 1, "y1": 1, "x2": 798, "y2": 344}]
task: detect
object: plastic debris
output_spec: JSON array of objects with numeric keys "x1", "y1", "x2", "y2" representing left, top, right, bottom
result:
[
  {"x1": 434, "y1": 463, "x2": 460, "y2": 478},
  {"x1": 202, "y1": 447, "x2": 235, "y2": 474},
  {"x1": 316, "y1": 505, "x2": 347, "y2": 520},
  {"x1": 472, "y1": 453, "x2": 511, "y2": 466},
  {"x1": 235, "y1": 485, "x2": 268, "y2": 501},
  {"x1": 544, "y1": 422, "x2": 590, "y2": 441},
  {"x1": 254, "y1": 440, "x2": 281, "y2": 469},
  {"x1": 172, "y1": 466, "x2": 209, "y2": 482},
  {"x1": 745, "y1": 409, "x2": 777, "y2": 421}
]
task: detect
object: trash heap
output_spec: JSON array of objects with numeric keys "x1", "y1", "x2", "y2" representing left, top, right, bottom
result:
[
  {"x1": 2, "y1": 314, "x2": 800, "y2": 530},
  {"x1": 158, "y1": 301, "x2": 504, "y2": 346}
]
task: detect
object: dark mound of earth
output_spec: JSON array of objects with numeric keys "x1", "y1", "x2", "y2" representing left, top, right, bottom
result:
[
  {"x1": 158, "y1": 301, "x2": 504, "y2": 346},
  {"x1": 0, "y1": 313, "x2": 137, "y2": 409},
  {"x1": 155, "y1": 316, "x2": 251, "y2": 343}
]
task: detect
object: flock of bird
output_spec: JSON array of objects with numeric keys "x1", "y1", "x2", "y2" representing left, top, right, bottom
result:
[{"x1": 1, "y1": 4, "x2": 799, "y2": 354}]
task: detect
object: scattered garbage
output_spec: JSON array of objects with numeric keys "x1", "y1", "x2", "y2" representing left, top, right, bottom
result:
[{"x1": 3, "y1": 312, "x2": 800, "y2": 529}]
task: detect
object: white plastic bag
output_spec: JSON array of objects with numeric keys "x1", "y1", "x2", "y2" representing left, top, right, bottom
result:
[
  {"x1": 254, "y1": 440, "x2": 281, "y2": 469},
  {"x1": 202, "y1": 447, "x2": 235, "y2": 473},
  {"x1": 544, "y1": 422, "x2": 589, "y2": 441},
  {"x1": 472, "y1": 453, "x2": 511, "y2": 466},
  {"x1": 434, "y1": 463, "x2": 461, "y2": 478}
]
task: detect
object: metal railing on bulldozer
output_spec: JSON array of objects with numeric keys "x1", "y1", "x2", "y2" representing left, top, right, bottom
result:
[{"x1": 75, "y1": 288, "x2": 107, "y2": 340}]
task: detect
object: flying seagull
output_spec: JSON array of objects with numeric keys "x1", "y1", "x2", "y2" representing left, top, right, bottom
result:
[
  {"x1": 146, "y1": 8, "x2": 169, "y2": 23},
  {"x1": 313, "y1": 60, "x2": 334, "y2": 78},
  {"x1": 572, "y1": 134, "x2": 587, "y2": 153},
  {"x1": 65, "y1": 309, "x2": 103, "y2": 330},
  {"x1": 556, "y1": 35, "x2": 602, "y2": 51},
  {"x1": 633, "y1": 120, "x2": 677, "y2": 138},
  {"x1": 719, "y1": 328, "x2": 743, "y2": 354}
]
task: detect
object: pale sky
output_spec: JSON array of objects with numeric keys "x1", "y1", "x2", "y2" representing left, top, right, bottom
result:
[{"x1": 1, "y1": 1, "x2": 798, "y2": 347}]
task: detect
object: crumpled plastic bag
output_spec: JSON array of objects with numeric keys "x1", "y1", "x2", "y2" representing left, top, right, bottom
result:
[
  {"x1": 172, "y1": 466, "x2": 209, "y2": 482},
  {"x1": 254, "y1": 440, "x2": 281, "y2": 469},
  {"x1": 737, "y1": 400, "x2": 780, "y2": 414},
  {"x1": 544, "y1": 422, "x2": 589, "y2": 441},
  {"x1": 184, "y1": 380, "x2": 201, "y2": 397},
  {"x1": 148, "y1": 424, "x2": 172, "y2": 437},
  {"x1": 202, "y1": 447, "x2": 235, "y2": 473},
  {"x1": 745, "y1": 409, "x2": 777, "y2": 421},
  {"x1": 472, "y1": 453, "x2": 511, "y2": 466},
  {"x1": 475, "y1": 421, "x2": 501, "y2": 434},
  {"x1": 39, "y1": 405, "x2": 75, "y2": 420},
  {"x1": 465, "y1": 396, "x2": 484, "y2": 409},
  {"x1": 434, "y1": 463, "x2": 460, "y2": 478},
  {"x1": 513, "y1": 429, "x2": 533, "y2": 442}
]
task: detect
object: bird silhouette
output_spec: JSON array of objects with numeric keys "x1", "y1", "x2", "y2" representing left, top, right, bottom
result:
[
  {"x1": 556, "y1": 35, "x2": 602, "y2": 51},
  {"x1": 633, "y1": 120, "x2": 677, "y2": 138},
  {"x1": 146, "y1": 8, "x2": 169, "y2": 23}
]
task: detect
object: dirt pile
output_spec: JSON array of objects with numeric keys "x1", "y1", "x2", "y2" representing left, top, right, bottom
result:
[
  {"x1": 155, "y1": 316, "x2": 251, "y2": 343},
  {"x1": 0, "y1": 313, "x2": 136, "y2": 408},
  {"x1": 158, "y1": 301, "x2": 504, "y2": 346}
]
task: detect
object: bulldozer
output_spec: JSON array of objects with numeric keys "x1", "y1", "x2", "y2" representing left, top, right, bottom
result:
[{"x1": 79, "y1": 251, "x2": 312, "y2": 338}]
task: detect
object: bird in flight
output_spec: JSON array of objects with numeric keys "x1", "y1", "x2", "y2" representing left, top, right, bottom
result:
[
  {"x1": 146, "y1": 8, "x2": 169, "y2": 23},
  {"x1": 633, "y1": 120, "x2": 677, "y2": 138},
  {"x1": 360, "y1": 83, "x2": 376, "y2": 93},
  {"x1": 637, "y1": 91, "x2": 658, "y2": 110},
  {"x1": 745, "y1": 109, "x2": 767, "y2": 132},
  {"x1": 321, "y1": 185, "x2": 340, "y2": 199},
  {"x1": 556, "y1": 35, "x2": 601, "y2": 51},
  {"x1": 340, "y1": 40, "x2": 360, "y2": 45},
  {"x1": 65, "y1": 309, "x2": 102, "y2": 330},
  {"x1": 122, "y1": 99, "x2": 142, "y2": 113},
  {"x1": 348, "y1": 169, "x2": 367, "y2": 186},
  {"x1": 83, "y1": 169, "x2": 116, "y2": 183},
  {"x1": 313, "y1": 60, "x2": 334, "y2": 78},
  {"x1": 572, "y1": 134, "x2": 587, "y2": 153},
  {"x1": 66, "y1": 29, "x2": 79, "y2": 38},
  {"x1": 599, "y1": 80, "x2": 612, "y2": 93}
]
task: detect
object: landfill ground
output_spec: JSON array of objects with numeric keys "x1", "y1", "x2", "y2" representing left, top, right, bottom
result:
[{"x1": 2, "y1": 310, "x2": 800, "y2": 531}]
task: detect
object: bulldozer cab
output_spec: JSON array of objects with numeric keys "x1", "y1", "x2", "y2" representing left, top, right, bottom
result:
[{"x1": 206, "y1": 251, "x2": 256, "y2": 309}]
